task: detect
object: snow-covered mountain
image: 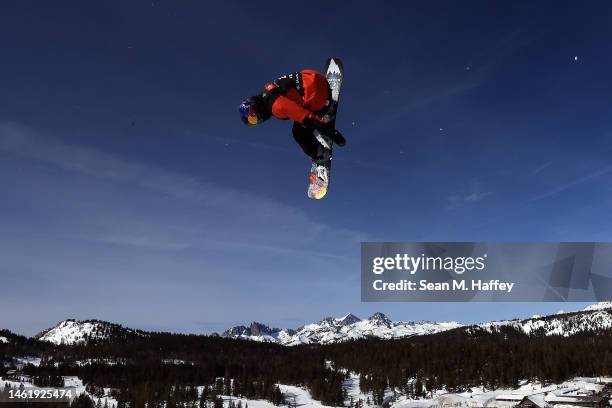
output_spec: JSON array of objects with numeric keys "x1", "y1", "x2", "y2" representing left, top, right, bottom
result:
[
  {"x1": 224, "y1": 302, "x2": 612, "y2": 346},
  {"x1": 22, "y1": 302, "x2": 612, "y2": 347},
  {"x1": 473, "y1": 302, "x2": 612, "y2": 337},
  {"x1": 222, "y1": 322, "x2": 297, "y2": 344},
  {"x1": 223, "y1": 312, "x2": 462, "y2": 346},
  {"x1": 35, "y1": 319, "x2": 142, "y2": 345}
]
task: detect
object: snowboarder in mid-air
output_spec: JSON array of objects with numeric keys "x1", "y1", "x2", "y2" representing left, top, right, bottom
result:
[{"x1": 239, "y1": 58, "x2": 345, "y2": 199}]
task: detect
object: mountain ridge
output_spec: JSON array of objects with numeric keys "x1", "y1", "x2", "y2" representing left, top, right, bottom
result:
[
  {"x1": 15, "y1": 301, "x2": 612, "y2": 346},
  {"x1": 223, "y1": 302, "x2": 612, "y2": 345}
]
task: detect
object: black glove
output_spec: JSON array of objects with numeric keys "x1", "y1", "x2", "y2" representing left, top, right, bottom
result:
[{"x1": 332, "y1": 129, "x2": 346, "y2": 146}]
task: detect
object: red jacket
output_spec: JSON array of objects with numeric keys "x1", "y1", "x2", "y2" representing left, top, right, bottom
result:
[{"x1": 262, "y1": 70, "x2": 330, "y2": 125}]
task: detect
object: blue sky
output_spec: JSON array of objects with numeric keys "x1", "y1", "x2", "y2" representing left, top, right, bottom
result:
[{"x1": 1, "y1": 1, "x2": 611, "y2": 336}]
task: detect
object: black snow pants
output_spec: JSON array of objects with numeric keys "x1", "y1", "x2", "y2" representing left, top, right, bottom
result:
[{"x1": 292, "y1": 122, "x2": 320, "y2": 161}]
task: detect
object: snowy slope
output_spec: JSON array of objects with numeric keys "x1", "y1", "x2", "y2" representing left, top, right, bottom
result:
[
  {"x1": 582, "y1": 301, "x2": 612, "y2": 312},
  {"x1": 36, "y1": 319, "x2": 141, "y2": 345},
  {"x1": 223, "y1": 313, "x2": 462, "y2": 346},
  {"x1": 0, "y1": 336, "x2": 8, "y2": 343},
  {"x1": 474, "y1": 302, "x2": 612, "y2": 336},
  {"x1": 0, "y1": 375, "x2": 118, "y2": 408}
]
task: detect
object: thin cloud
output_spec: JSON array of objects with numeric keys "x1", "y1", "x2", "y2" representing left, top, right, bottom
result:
[
  {"x1": 527, "y1": 165, "x2": 612, "y2": 203},
  {"x1": 447, "y1": 179, "x2": 492, "y2": 207},
  {"x1": 0, "y1": 122, "x2": 367, "y2": 259},
  {"x1": 532, "y1": 161, "x2": 553, "y2": 175},
  {"x1": 447, "y1": 191, "x2": 492, "y2": 203},
  {"x1": 0, "y1": 122, "x2": 370, "y2": 335}
]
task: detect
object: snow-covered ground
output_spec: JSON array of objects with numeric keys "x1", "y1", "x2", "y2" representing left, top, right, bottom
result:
[
  {"x1": 1, "y1": 376, "x2": 38, "y2": 389},
  {"x1": 282, "y1": 385, "x2": 340, "y2": 408},
  {"x1": 161, "y1": 359, "x2": 195, "y2": 365},
  {"x1": 0, "y1": 375, "x2": 117, "y2": 408},
  {"x1": 12, "y1": 357, "x2": 42, "y2": 368},
  {"x1": 74, "y1": 358, "x2": 126, "y2": 366},
  {"x1": 476, "y1": 305, "x2": 612, "y2": 337},
  {"x1": 391, "y1": 378, "x2": 612, "y2": 408},
  {"x1": 0, "y1": 337, "x2": 8, "y2": 344},
  {"x1": 2, "y1": 373, "x2": 610, "y2": 408},
  {"x1": 216, "y1": 383, "x2": 352, "y2": 408}
]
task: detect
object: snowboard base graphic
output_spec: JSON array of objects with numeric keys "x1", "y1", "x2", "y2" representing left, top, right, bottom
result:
[
  {"x1": 308, "y1": 146, "x2": 331, "y2": 200},
  {"x1": 308, "y1": 164, "x2": 329, "y2": 200}
]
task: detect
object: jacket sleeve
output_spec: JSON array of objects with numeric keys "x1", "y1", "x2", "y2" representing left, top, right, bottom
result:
[
  {"x1": 273, "y1": 72, "x2": 302, "y2": 93},
  {"x1": 271, "y1": 96, "x2": 323, "y2": 124}
]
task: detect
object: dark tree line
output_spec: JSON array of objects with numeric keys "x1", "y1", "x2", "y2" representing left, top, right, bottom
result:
[
  {"x1": 5, "y1": 332, "x2": 346, "y2": 407},
  {"x1": 317, "y1": 326, "x2": 612, "y2": 399},
  {"x1": 2, "y1": 322, "x2": 612, "y2": 408}
]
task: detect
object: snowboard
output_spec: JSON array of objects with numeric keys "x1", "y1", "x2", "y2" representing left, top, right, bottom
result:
[{"x1": 307, "y1": 57, "x2": 344, "y2": 200}]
